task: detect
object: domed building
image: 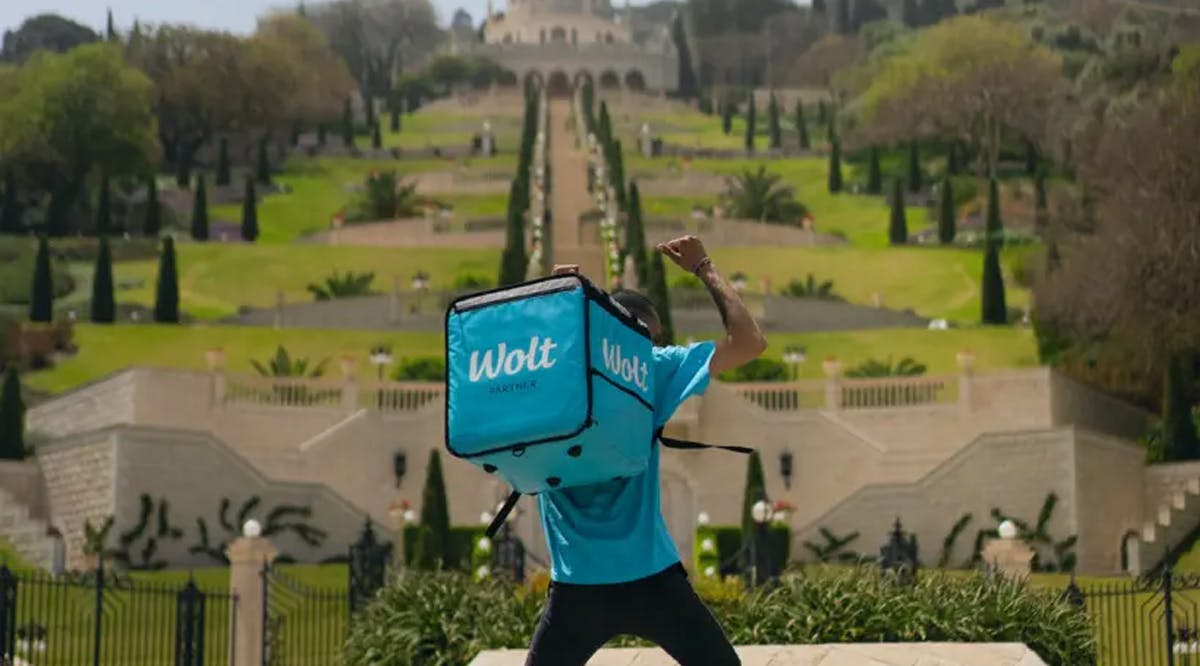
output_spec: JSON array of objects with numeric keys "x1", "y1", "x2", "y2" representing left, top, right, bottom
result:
[{"x1": 470, "y1": 0, "x2": 679, "y2": 95}]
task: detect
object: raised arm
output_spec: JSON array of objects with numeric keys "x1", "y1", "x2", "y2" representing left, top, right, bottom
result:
[{"x1": 656, "y1": 236, "x2": 767, "y2": 375}]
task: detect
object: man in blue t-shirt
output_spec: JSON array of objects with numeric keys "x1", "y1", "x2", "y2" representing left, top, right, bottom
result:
[{"x1": 526, "y1": 235, "x2": 767, "y2": 666}]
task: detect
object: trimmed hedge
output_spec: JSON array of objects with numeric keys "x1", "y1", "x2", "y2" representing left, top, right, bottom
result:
[
  {"x1": 344, "y1": 567, "x2": 1096, "y2": 665},
  {"x1": 694, "y1": 524, "x2": 789, "y2": 578}
]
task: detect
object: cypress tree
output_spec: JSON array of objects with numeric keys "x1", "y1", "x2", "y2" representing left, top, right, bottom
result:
[
  {"x1": 216, "y1": 138, "x2": 231, "y2": 187},
  {"x1": 413, "y1": 450, "x2": 452, "y2": 569},
  {"x1": 154, "y1": 236, "x2": 180, "y2": 323},
  {"x1": 938, "y1": 175, "x2": 956, "y2": 245},
  {"x1": 980, "y1": 240, "x2": 1007, "y2": 325},
  {"x1": 290, "y1": 124, "x2": 301, "y2": 147},
  {"x1": 256, "y1": 138, "x2": 271, "y2": 186},
  {"x1": 391, "y1": 108, "x2": 401, "y2": 133},
  {"x1": 317, "y1": 123, "x2": 328, "y2": 147},
  {"x1": 498, "y1": 179, "x2": 528, "y2": 286},
  {"x1": 721, "y1": 101, "x2": 733, "y2": 136},
  {"x1": 1024, "y1": 140, "x2": 1038, "y2": 176},
  {"x1": 241, "y1": 177, "x2": 259, "y2": 242},
  {"x1": 609, "y1": 141, "x2": 627, "y2": 210},
  {"x1": 1, "y1": 168, "x2": 20, "y2": 234},
  {"x1": 29, "y1": 236, "x2": 53, "y2": 323},
  {"x1": 948, "y1": 142, "x2": 962, "y2": 176},
  {"x1": 1034, "y1": 168, "x2": 1049, "y2": 233},
  {"x1": 95, "y1": 174, "x2": 112, "y2": 236},
  {"x1": 889, "y1": 179, "x2": 908, "y2": 245},
  {"x1": 342, "y1": 98, "x2": 355, "y2": 148},
  {"x1": 598, "y1": 102, "x2": 613, "y2": 147},
  {"x1": 626, "y1": 181, "x2": 648, "y2": 287},
  {"x1": 739, "y1": 450, "x2": 767, "y2": 556},
  {"x1": 828, "y1": 136, "x2": 843, "y2": 193},
  {"x1": 744, "y1": 94, "x2": 756, "y2": 153},
  {"x1": 985, "y1": 177, "x2": 1003, "y2": 244},
  {"x1": 1161, "y1": 355, "x2": 1199, "y2": 461},
  {"x1": 0, "y1": 367, "x2": 25, "y2": 461},
  {"x1": 191, "y1": 174, "x2": 209, "y2": 241},
  {"x1": 817, "y1": 99, "x2": 828, "y2": 126},
  {"x1": 106, "y1": 8, "x2": 117, "y2": 41},
  {"x1": 143, "y1": 176, "x2": 160, "y2": 238},
  {"x1": 767, "y1": 93, "x2": 782, "y2": 150},
  {"x1": 90, "y1": 235, "x2": 115, "y2": 323},
  {"x1": 907, "y1": 141, "x2": 922, "y2": 193},
  {"x1": 795, "y1": 101, "x2": 810, "y2": 150},
  {"x1": 371, "y1": 121, "x2": 383, "y2": 149},
  {"x1": 644, "y1": 250, "x2": 675, "y2": 344},
  {"x1": 866, "y1": 145, "x2": 882, "y2": 194}
]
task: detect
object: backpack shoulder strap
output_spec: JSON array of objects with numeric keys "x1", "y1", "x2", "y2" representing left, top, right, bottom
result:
[
  {"x1": 653, "y1": 427, "x2": 754, "y2": 455},
  {"x1": 486, "y1": 490, "x2": 522, "y2": 538}
]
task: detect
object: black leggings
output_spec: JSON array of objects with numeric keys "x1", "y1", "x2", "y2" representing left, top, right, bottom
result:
[{"x1": 525, "y1": 563, "x2": 741, "y2": 666}]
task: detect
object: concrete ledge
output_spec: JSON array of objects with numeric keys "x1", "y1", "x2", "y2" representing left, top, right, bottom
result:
[{"x1": 468, "y1": 643, "x2": 1048, "y2": 665}]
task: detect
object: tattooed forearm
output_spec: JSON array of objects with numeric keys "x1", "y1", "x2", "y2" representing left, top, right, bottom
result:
[{"x1": 701, "y1": 271, "x2": 731, "y2": 328}]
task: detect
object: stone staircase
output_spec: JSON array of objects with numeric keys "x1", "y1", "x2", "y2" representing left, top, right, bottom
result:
[
  {"x1": 0, "y1": 488, "x2": 57, "y2": 571},
  {"x1": 1137, "y1": 476, "x2": 1200, "y2": 572}
]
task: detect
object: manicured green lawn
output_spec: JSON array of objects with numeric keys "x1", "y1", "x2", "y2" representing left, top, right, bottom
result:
[
  {"x1": 630, "y1": 155, "x2": 932, "y2": 247},
  {"x1": 618, "y1": 109, "x2": 833, "y2": 152},
  {"x1": 23, "y1": 324, "x2": 446, "y2": 394},
  {"x1": 380, "y1": 112, "x2": 522, "y2": 151},
  {"x1": 676, "y1": 245, "x2": 1029, "y2": 323},
  {"x1": 108, "y1": 243, "x2": 499, "y2": 320},
  {"x1": 208, "y1": 155, "x2": 516, "y2": 243}
]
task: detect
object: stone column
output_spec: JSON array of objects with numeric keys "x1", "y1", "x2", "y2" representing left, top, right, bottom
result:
[
  {"x1": 340, "y1": 356, "x2": 359, "y2": 412},
  {"x1": 957, "y1": 351, "x2": 975, "y2": 413},
  {"x1": 982, "y1": 534, "x2": 1035, "y2": 581},
  {"x1": 227, "y1": 535, "x2": 279, "y2": 666},
  {"x1": 823, "y1": 358, "x2": 843, "y2": 411}
]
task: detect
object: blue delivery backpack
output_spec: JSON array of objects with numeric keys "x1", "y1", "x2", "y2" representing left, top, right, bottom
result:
[{"x1": 444, "y1": 274, "x2": 753, "y2": 537}]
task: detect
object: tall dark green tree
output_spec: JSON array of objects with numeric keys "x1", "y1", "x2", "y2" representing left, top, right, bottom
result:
[
  {"x1": 342, "y1": 98, "x2": 355, "y2": 148},
  {"x1": 985, "y1": 177, "x2": 1003, "y2": 244},
  {"x1": 317, "y1": 123, "x2": 328, "y2": 147},
  {"x1": 95, "y1": 174, "x2": 112, "y2": 235},
  {"x1": 866, "y1": 145, "x2": 882, "y2": 194},
  {"x1": 1160, "y1": 355, "x2": 1200, "y2": 461},
  {"x1": 828, "y1": 136, "x2": 843, "y2": 193},
  {"x1": 371, "y1": 121, "x2": 383, "y2": 149},
  {"x1": 980, "y1": 240, "x2": 1007, "y2": 325},
  {"x1": 1024, "y1": 140, "x2": 1038, "y2": 176},
  {"x1": 721, "y1": 101, "x2": 733, "y2": 136},
  {"x1": 256, "y1": 138, "x2": 272, "y2": 186},
  {"x1": 889, "y1": 179, "x2": 908, "y2": 245},
  {"x1": 907, "y1": 141, "x2": 923, "y2": 193},
  {"x1": 413, "y1": 450, "x2": 452, "y2": 569},
  {"x1": 1034, "y1": 168, "x2": 1049, "y2": 233},
  {"x1": 364, "y1": 93, "x2": 375, "y2": 128},
  {"x1": 817, "y1": 99, "x2": 828, "y2": 126},
  {"x1": 498, "y1": 179, "x2": 528, "y2": 286},
  {"x1": 154, "y1": 236, "x2": 180, "y2": 323},
  {"x1": 216, "y1": 138, "x2": 231, "y2": 187},
  {"x1": 795, "y1": 101, "x2": 810, "y2": 150},
  {"x1": 644, "y1": 250, "x2": 675, "y2": 344},
  {"x1": 191, "y1": 174, "x2": 209, "y2": 241},
  {"x1": 610, "y1": 141, "x2": 627, "y2": 210},
  {"x1": 597, "y1": 101, "x2": 613, "y2": 147},
  {"x1": 626, "y1": 181, "x2": 648, "y2": 287},
  {"x1": 241, "y1": 177, "x2": 259, "y2": 242},
  {"x1": 1, "y1": 169, "x2": 20, "y2": 234},
  {"x1": 948, "y1": 142, "x2": 962, "y2": 175},
  {"x1": 143, "y1": 176, "x2": 160, "y2": 237},
  {"x1": 767, "y1": 93, "x2": 782, "y2": 150},
  {"x1": 739, "y1": 450, "x2": 767, "y2": 552},
  {"x1": 744, "y1": 94, "x2": 756, "y2": 153},
  {"x1": 0, "y1": 367, "x2": 25, "y2": 461},
  {"x1": 29, "y1": 236, "x2": 53, "y2": 323},
  {"x1": 938, "y1": 175, "x2": 956, "y2": 245},
  {"x1": 90, "y1": 235, "x2": 115, "y2": 323},
  {"x1": 390, "y1": 107, "x2": 401, "y2": 133},
  {"x1": 106, "y1": 8, "x2": 117, "y2": 41}
]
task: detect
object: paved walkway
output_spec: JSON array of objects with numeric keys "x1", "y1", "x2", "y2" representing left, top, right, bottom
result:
[
  {"x1": 469, "y1": 644, "x2": 1048, "y2": 665},
  {"x1": 547, "y1": 97, "x2": 606, "y2": 284}
]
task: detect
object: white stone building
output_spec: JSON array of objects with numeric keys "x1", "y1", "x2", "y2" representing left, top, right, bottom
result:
[{"x1": 464, "y1": 0, "x2": 679, "y2": 93}]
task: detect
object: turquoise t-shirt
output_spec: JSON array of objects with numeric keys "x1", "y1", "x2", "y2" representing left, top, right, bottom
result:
[{"x1": 536, "y1": 341, "x2": 716, "y2": 584}]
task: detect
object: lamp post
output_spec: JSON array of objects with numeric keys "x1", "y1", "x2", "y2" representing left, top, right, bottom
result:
[
  {"x1": 782, "y1": 345, "x2": 807, "y2": 381},
  {"x1": 749, "y1": 499, "x2": 774, "y2": 587},
  {"x1": 369, "y1": 345, "x2": 394, "y2": 381},
  {"x1": 779, "y1": 449, "x2": 793, "y2": 489}
]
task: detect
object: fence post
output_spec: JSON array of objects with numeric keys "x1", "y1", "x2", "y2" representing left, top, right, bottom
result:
[
  {"x1": 93, "y1": 556, "x2": 104, "y2": 666},
  {"x1": 176, "y1": 577, "x2": 206, "y2": 666},
  {"x1": 822, "y1": 358, "x2": 842, "y2": 410},
  {"x1": 0, "y1": 565, "x2": 15, "y2": 661},
  {"x1": 227, "y1": 533, "x2": 278, "y2": 666},
  {"x1": 1165, "y1": 568, "x2": 1176, "y2": 666}
]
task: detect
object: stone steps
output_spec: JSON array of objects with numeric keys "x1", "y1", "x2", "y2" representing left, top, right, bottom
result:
[
  {"x1": 1137, "y1": 478, "x2": 1200, "y2": 572},
  {"x1": 0, "y1": 488, "x2": 57, "y2": 571}
]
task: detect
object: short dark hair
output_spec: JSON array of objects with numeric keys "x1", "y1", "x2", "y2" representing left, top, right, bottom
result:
[{"x1": 611, "y1": 289, "x2": 658, "y2": 326}]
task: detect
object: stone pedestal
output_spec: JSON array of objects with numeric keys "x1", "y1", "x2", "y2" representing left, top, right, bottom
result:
[
  {"x1": 227, "y1": 536, "x2": 279, "y2": 666},
  {"x1": 982, "y1": 537, "x2": 1035, "y2": 580}
]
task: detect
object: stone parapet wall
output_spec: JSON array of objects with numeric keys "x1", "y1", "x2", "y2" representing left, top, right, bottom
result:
[
  {"x1": 36, "y1": 433, "x2": 117, "y2": 570},
  {"x1": 26, "y1": 370, "x2": 138, "y2": 439}
]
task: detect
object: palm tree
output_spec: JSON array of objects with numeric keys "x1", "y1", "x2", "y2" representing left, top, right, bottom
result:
[
  {"x1": 780, "y1": 274, "x2": 844, "y2": 301},
  {"x1": 360, "y1": 171, "x2": 422, "y2": 220},
  {"x1": 251, "y1": 345, "x2": 329, "y2": 378},
  {"x1": 306, "y1": 270, "x2": 376, "y2": 300},
  {"x1": 720, "y1": 166, "x2": 808, "y2": 224},
  {"x1": 845, "y1": 356, "x2": 928, "y2": 378}
]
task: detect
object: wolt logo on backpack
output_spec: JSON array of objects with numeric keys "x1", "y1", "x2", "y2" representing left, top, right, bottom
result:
[
  {"x1": 601, "y1": 339, "x2": 649, "y2": 392},
  {"x1": 468, "y1": 336, "x2": 558, "y2": 382}
]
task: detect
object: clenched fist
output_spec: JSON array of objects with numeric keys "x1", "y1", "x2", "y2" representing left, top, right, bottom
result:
[{"x1": 656, "y1": 236, "x2": 709, "y2": 274}]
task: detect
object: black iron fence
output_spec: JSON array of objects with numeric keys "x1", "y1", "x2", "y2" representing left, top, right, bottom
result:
[
  {"x1": 1072, "y1": 570, "x2": 1200, "y2": 666},
  {"x1": 262, "y1": 566, "x2": 348, "y2": 666},
  {"x1": 0, "y1": 560, "x2": 236, "y2": 666}
]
